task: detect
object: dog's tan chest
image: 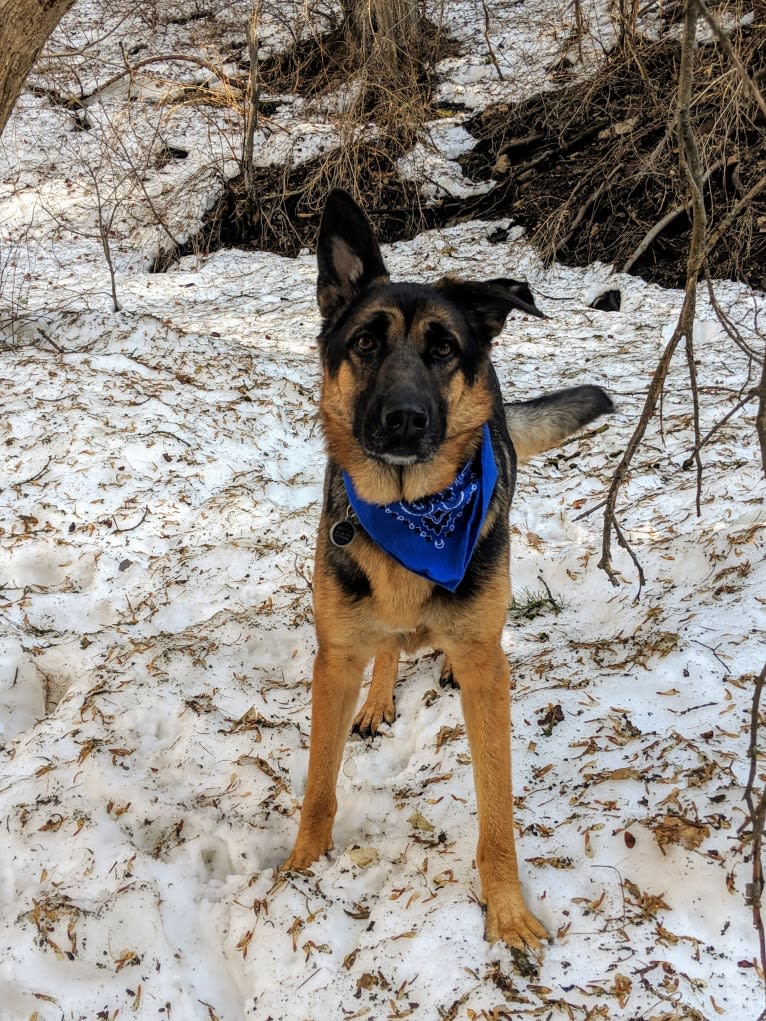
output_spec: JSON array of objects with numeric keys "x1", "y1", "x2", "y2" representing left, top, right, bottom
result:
[{"x1": 360, "y1": 549, "x2": 434, "y2": 634}]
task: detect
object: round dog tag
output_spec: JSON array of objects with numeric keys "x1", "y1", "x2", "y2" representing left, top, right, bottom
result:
[{"x1": 330, "y1": 520, "x2": 355, "y2": 547}]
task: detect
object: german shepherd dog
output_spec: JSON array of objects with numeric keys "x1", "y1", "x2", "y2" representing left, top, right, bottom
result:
[{"x1": 282, "y1": 189, "x2": 613, "y2": 951}]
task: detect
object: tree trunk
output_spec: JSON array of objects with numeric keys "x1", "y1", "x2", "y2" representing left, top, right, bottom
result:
[
  {"x1": 342, "y1": 0, "x2": 422, "y2": 80},
  {"x1": 0, "y1": 0, "x2": 77, "y2": 138}
]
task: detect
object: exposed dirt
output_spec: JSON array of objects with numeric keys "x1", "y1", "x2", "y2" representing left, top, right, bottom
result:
[
  {"x1": 460, "y1": 31, "x2": 766, "y2": 289},
  {"x1": 150, "y1": 140, "x2": 426, "y2": 272},
  {"x1": 255, "y1": 14, "x2": 458, "y2": 114},
  {"x1": 151, "y1": 12, "x2": 458, "y2": 271},
  {"x1": 157, "y1": 25, "x2": 766, "y2": 291}
]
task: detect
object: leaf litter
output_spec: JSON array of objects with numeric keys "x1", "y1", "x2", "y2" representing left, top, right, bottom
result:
[{"x1": 0, "y1": 1, "x2": 765, "y2": 1020}]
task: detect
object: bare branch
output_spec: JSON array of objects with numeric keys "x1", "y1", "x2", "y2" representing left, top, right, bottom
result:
[
  {"x1": 598, "y1": 320, "x2": 686, "y2": 586},
  {"x1": 695, "y1": 0, "x2": 766, "y2": 123},
  {"x1": 742, "y1": 663, "x2": 766, "y2": 1018},
  {"x1": 622, "y1": 157, "x2": 728, "y2": 274},
  {"x1": 757, "y1": 348, "x2": 766, "y2": 476},
  {"x1": 599, "y1": 0, "x2": 708, "y2": 586},
  {"x1": 86, "y1": 52, "x2": 236, "y2": 104}
]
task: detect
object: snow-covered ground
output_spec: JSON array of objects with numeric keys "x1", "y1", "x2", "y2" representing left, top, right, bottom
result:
[{"x1": 1, "y1": 3, "x2": 764, "y2": 1020}]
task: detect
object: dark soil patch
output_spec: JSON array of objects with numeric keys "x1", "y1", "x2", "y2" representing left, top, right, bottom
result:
[
  {"x1": 255, "y1": 15, "x2": 458, "y2": 116},
  {"x1": 155, "y1": 29, "x2": 765, "y2": 291},
  {"x1": 255, "y1": 25, "x2": 349, "y2": 98},
  {"x1": 152, "y1": 140, "x2": 425, "y2": 270},
  {"x1": 458, "y1": 31, "x2": 766, "y2": 289},
  {"x1": 152, "y1": 14, "x2": 459, "y2": 270}
]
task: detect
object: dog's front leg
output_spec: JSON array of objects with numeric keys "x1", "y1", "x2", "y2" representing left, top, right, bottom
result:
[
  {"x1": 451, "y1": 643, "x2": 548, "y2": 952},
  {"x1": 282, "y1": 644, "x2": 367, "y2": 870},
  {"x1": 352, "y1": 639, "x2": 399, "y2": 736}
]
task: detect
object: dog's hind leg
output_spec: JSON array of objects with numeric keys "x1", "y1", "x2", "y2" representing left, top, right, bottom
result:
[
  {"x1": 352, "y1": 640, "x2": 399, "y2": 737},
  {"x1": 282, "y1": 644, "x2": 369, "y2": 870},
  {"x1": 449, "y1": 641, "x2": 548, "y2": 952},
  {"x1": 439, "y1": 654, "x2": 459, "y2": 689}
]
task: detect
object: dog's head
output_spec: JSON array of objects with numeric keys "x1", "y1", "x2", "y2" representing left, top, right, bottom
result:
[{"x1": 315, "y1": 189, "x2": 542, "y2": 502}]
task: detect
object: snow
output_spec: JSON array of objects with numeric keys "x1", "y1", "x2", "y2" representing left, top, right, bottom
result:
[
  {"x1": 1, "y1": 2, "x2": 765, "y2": 1020},
  {"x1": 398, "y1": 122, "x2": 492, "y2": 200}
]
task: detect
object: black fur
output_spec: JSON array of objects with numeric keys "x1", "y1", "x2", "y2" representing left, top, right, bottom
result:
[{"x1": 331, "y1": 552, "x2": 372, "y2": 601}]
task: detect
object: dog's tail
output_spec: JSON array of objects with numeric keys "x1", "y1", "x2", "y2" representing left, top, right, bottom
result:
[{"x1": 505, "y1": 385, "x2": 614, "y2": 462}]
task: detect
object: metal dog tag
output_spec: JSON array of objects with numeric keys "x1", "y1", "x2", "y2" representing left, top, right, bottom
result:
[{"x1": 330, "y1": 519, "x2": 355, "y2": 547}]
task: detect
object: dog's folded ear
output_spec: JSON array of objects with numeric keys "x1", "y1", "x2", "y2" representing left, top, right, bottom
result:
[
  {"x1": 434, "y1": 276, "x2": 546, "y2": 341},
  {"x1": 316, "y1": 189, "x2": 390, "y2": 323}
]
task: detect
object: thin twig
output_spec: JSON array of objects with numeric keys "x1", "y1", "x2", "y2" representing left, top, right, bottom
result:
[
  {"x1": 87, "y1": 52, "x2": 235, "y2": 103},
  {"x1": 598, "y1": 0, "x2": 709, "y2": 588},
  {"x1": 757, "y1": 345, "x2": 766, "y2": 477},
  {"x1": 598, "y1": 321, "x2": 685, "y2": 585},
  {"x1": 693, "y1": 171, "x2": 766, "y2": 275},
  {"x1": 36, "y1": 328, "x2": 63, "y2": 353},
  {"x1": 244, "y1": 3, "x2": 262, "y2": 196},
  {"x1": 742, "y1": 663, "x2": 766, "y2": 1019},
  {"x1": 12, "y1": 456, "x2": 52, "y2": 489},
  {"x1": 573, "y1": 498, "x2": 607, "y2": 522},
  {"x1": 556, "y1": 179, "x2": 609, "y2": 255},
  {"x1": 705, "y1": 273, "x2": 763, "y2": 363},
  {"x1": 112, "y1": 507, "x2": 149, "y2": 533},
  {"x1": 621, "y1": 158, "x2": 727, "y2": 275},
  {"x1": 481, "y1": 1, "x2": 505, "y2": 80},
  {"x1": 611, "y1": 515, "x2": 645, "y2": 598},
  {"x1": 681, "y1": 387, "x2": 759, "y2": 468},
  {"x1": 695, "y1": 0, "x2": 766, "y2": 122},
  {"x1": 682, "y1": 332, "x2": 703, "y2": 516},
  {"x1": 622, "y1": 202, "x2": 689, "y2": 275}
]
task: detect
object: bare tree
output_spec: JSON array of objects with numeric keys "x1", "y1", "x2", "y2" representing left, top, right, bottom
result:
[
  {"x1": 0, "y1": 0, "x2": 76, "y2": 137},
  {"x1": 342, "y1": 0, "x2": 422, "y2": 82}
]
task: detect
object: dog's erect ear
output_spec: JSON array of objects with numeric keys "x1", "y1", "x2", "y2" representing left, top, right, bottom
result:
[
  {"x1": 316, "y1": 189, "x2": 389, "y2": 323},
  {"x1": 435, "y1": 276, "x2": 545, "y2": 341}
]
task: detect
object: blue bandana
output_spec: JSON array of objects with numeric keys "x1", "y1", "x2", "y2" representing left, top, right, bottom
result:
[{"x1": 342, "y1": 424, "x2": 498, "y2": 592}]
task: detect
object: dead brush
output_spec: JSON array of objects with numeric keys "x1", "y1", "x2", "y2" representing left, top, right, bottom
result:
[
  {"x1": 462, "y1": 6, "x2": 766, "y2": 290},
  {"x1": 509, "y1": 581, "x2": 564, "y2": 620},
  {"x1": 164, "y1": 1, "x2": 457, "y2": 265}
]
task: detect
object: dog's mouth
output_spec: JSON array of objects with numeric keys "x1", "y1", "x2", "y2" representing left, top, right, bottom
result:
[
  {"x1": 377, "y1": 451, "x2": 420, "y2": 466},
  {"x1": 356, "y1": 394, "x2": 445, "y2": 470},
  {"x1": 359, "y1": 402, "x2": 443, "y2": 469},
  {"x1": 360, "y1": 442, "x2": 436, "y2": 468}
]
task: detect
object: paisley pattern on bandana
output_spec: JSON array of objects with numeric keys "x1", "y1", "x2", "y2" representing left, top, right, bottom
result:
[
  {"x1": 342, "y1": 423, "x2": 498, "y2": 592},
  {"x1": 383, "y1": 459, "x2": 479, "y2": 550}
]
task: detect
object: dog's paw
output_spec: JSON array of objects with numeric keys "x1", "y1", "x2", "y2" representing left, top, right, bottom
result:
[
  {"x1": 278, "y1": 857, "x2": 314, "y2": 875},
  {"x1": 484, "y1": 898, "x2": 548, "y2": 954},
  {"x1": 279, "y1": 849, "x2": 317, "y2": 874},
  {"x1": 280, "y1": 836, "x2": 333, "y2": 873},
  {"x1": 352, "y1": 697, "x2": 395, "y2": 737}
]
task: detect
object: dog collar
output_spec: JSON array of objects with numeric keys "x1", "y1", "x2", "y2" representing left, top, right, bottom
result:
[{"x1": 341, "y1": 424, "x2": 497, "y2": 592}]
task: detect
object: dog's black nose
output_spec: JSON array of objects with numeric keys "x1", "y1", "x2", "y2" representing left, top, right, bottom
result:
[{"x1": 381, "y1": 400, "x2": 429, "y2": 442}]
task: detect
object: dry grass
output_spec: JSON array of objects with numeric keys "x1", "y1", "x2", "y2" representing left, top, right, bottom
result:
[
  {"x1": 461, "y1": 8, "x2": 766, "y2": 289},
  {"x1": 156, "y1": 3, "x2": 457, "y2": 265}
]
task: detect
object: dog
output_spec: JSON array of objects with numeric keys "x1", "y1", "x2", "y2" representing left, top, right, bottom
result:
[{"x1": 281, "y1": 188, "x2": 613, "y2": 951}]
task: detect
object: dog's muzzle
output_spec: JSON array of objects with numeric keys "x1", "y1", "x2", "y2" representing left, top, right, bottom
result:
[
  {"x1": 368, "y1": 389, "x2": 439, "y2": 464},
  {"x1": 356, "y1": 347, "x2": 443, "y2": 465}
]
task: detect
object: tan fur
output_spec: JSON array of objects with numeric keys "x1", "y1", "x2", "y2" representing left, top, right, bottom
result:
[
  {"x1": 283, "y1": 412, "x2": 547, "y2": 952},
  {"x1": 352, "y1": 641, "x2": 398, "y2": 734},
  {"x1": 287, "y1": 539, "x2": 545, "y2": 950},
  {"x1": 403, "y1": 370, "x2": 493, "y2": 501},
  {"x1": 508, "y1": 401, "x2": 593, "y2": 462}
]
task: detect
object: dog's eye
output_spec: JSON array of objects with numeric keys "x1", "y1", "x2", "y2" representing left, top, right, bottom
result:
[
  {"x1": 429, "y1": 339, "x2": 455, "y2": 361},
  {"x1": 353, "y1": 333, "x2": 379, "y2": 356}
]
